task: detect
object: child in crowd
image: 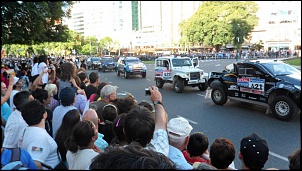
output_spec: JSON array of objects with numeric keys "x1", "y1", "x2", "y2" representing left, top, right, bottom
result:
[{"x1": 182, "y1": 132, "x2": 211, "y2": 165}]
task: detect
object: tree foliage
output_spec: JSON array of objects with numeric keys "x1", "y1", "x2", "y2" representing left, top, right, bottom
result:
[
  {"x1": 179, "y1": 1, "x2": 259, "y2": 52},
  {"x1": 1, "y1": 1, "x2": 73, "y2": 45}
]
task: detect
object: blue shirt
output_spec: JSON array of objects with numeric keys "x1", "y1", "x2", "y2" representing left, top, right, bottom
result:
[
  {"x1": 1, "y1": 148, "x2": 38, "y2": 170},
  {"x1": 168, "y1": 145, "x2": 193, "y2": 170},
  {"x1": 94, "y1": 133, "x2": 108, "y2": 151},
  {"x1": 1, "y1": 101, "x2": 12, "y2": 122}
]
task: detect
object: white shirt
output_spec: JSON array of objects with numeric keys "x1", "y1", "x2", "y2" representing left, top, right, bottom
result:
[
  {"x1": 31, "y1": 63, "x2": 39, "y2": 76},
  {"x1": 66, "y1": 149, "x2": 99, "y2": 170},
  {"x1": 37, "y1": 62, "x2": 49, "y2": 84},
  {"x1": 52, "y1": 105, "x2": 77, "y2": 138},
  {"x1": 21, "y1": 126, "x2": 60, "y2": 169},
  {"x1": 9, "y1": 89, "x2": 19, "y2": 111},
  {"x1": 3, "y1": 110, "x2": 28, "y2": 148}
]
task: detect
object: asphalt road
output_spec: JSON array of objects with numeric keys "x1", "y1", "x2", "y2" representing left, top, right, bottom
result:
[{"x1": 87, "y1": 58, "x2": 300, "y2": 170}]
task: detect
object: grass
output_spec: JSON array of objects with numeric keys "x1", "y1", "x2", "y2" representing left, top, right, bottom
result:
[
  {"x1": 142, "y1": 60, "x2": 155, "y2": 64},
  {"x1": 284, "y1": 57, "x2": 301, "y2": 66}
]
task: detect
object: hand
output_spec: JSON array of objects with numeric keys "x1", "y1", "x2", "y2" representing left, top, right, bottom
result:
[
  {"x1": 50, "y1": 65, "x2": 55, "y2": 71},
  {"x1": 43, "y1": 66, "x2": 48, "y2": 73},
  {"x1": 77, "y1": 89, "x2": 85, "y2": 95},
  {"x1": 92, "y1": 144, "x2": 102, "y2": 153},
  {"x1": 149, "y1": 86, "x2": 162, "y2": 102}
]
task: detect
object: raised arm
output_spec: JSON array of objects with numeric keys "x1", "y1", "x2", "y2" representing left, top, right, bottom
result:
[
  {"x1": 149, "y1": 86, "x2": 167, "y2": 131},
  {"x1": 1, "y1": 76, "x2": 14, "y2": 105}
]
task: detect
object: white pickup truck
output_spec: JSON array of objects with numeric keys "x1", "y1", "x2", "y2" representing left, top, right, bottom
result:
[{"x1": 154, "y1": 55, "x2": 208, "y2": 93}]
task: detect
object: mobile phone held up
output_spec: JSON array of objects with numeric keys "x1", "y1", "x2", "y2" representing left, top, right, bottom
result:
[{"x1": 145, "y1": 88, "x2": 151, "y2": 96}]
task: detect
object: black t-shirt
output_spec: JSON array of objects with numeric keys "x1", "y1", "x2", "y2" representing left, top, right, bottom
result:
[
  {"x1": 80, "y1": 82, "x2": 86, "y2": 90},
  {"x1": 85, "y1": 85, "x2": 97, "y2": 100},
  {"x1": 98, "y1": 120, "x2": 114, "y2": 144}
]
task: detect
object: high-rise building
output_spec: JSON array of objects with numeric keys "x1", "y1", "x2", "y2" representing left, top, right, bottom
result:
[{"x1": 252, "y1": 1, "x2": 301, "y2": 52}]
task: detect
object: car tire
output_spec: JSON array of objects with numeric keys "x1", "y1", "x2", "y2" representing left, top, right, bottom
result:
[
  {"x1": 156, "y1": 78, "x2": 164, "y2": 88},
  {"x1": 211, "y1": 85, "x2": 227, "y2": 105},
  {"x1": 198, "y1": 79, "x2": 208, "y2": 91},
  {"x1": 270, "y1": 95, "x2": 297, "y2": 121},
  {"x1": 173, "y1": 78, "x2": 184, "y2": 93},
  {"x1": 142, "y1": 72, "x2": 146, "y2": 78}
]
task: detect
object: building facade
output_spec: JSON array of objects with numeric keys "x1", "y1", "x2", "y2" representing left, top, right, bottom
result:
[{"x1": 66, "y1": 1, "x2": 301, "y2": 55}]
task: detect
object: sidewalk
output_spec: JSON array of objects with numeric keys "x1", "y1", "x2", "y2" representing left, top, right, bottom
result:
[{"x1": 292, "y1": 65, "x2": 301, "y2": 70}]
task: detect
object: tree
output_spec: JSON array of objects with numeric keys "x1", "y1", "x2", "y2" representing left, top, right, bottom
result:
[
  {"x1": 99, "y1": 37, "x2": 114, "y2": 55},
  {"x1": 179, "y1": 1, "x2": 259, "y2": 52},
  {"x1": 82, "y1": 36, "x2": 98, "y2": 55},
  {"x1": 1, "y1": 1, "x2": 73, "y2": 45}
]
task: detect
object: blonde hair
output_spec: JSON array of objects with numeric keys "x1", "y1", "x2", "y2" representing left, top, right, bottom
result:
[{"x1": 44, "y1": 83, "x2": 57, "y2": 96}]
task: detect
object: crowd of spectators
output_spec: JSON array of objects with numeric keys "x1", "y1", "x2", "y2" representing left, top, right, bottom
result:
[{"x1": 1, "y1": 55, "x2": 300, "y2": 170}]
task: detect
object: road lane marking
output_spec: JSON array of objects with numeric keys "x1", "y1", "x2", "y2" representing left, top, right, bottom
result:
[
  {"x1": 197, "y1": 94, "x2": 205, "y2": 97},
  {"x1": 269, "y1": 151, "x2": 289, "y2": 162},
  {"x1": 176, "y1": 115, "x2": 198, "y2": 125}
]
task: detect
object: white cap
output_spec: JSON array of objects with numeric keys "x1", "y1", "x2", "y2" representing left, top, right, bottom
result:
[{"x1": 167, "y1": 117, "x2": 193, "y2": 139}]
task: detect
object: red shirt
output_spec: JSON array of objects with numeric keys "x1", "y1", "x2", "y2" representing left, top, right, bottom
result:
[{"x1": 182, "y1": 150, "x2": 210, "y2": 165}]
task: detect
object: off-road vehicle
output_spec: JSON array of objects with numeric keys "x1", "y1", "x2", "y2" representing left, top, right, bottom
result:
[
  {"x1": 98, "y1": 56, "x2": 117, "y2": 72},
  {"x1": 208, "y1": 59, "x2": 301, "y2": 121},
  {"x1": 154, "y1": 55, "x2": 208, "y2": 93},
  {"x1": 116, "y1": 57, "x2": 147, "y2": 79}
]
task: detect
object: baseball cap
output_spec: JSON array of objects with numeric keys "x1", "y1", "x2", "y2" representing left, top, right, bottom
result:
[
  {"x1": 167, "y1": 117, "x2": 193, "y2": 139},
  {"x1": 240, "y1": 133, "x2": 269, "y2": 169},
  {"x1": 60, "y1": 87, "x2": 76, "y2": 102}
]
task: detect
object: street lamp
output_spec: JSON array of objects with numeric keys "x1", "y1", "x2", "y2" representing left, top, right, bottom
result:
[{"x1": 236, "y1": 36, "x2": 239, "y2": 61}]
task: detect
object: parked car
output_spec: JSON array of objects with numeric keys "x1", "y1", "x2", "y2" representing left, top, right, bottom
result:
[
  {"x1": 98, "y1": 56, "x2": 117, "y2": 72},
  {"x1": 207, "y1": 59, "x2": 301, "y2": 121},
  {"x1": 116, "y1": 57, "x2": 147, "y2": 79},
  {"x1": 87, "y1": 57, "x2": 100, "y2": 70}
]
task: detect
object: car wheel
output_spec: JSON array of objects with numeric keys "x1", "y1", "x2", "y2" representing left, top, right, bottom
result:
[
  {"x1": 173, "y1": 78, "x2": 184, "y2": 93},
  {"x1": 156, "y1": 78, "x2": 164, "y2": 88},
  {"x1": 198, "y1": 79, "x2": 208, "y2": 91},
  {"x1": 211, "y1": 85, "x2": 227, "y2": 105},
  {"x1": 142, "y1": 72, "x2": 146, "y2": 78},
  {"x1": 270, "y1": 95, "x2": 298, "y2": 121}
]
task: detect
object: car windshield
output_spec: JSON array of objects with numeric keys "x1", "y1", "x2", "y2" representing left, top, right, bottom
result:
[
  {"x1": 91, "y1": 57, "x2": 100, "y2": 61},
  {"x1": 262, "y1": 63, "x2": 301, "y2": 76},
  {"x1": 102, "y1": 58, "x2": 113, "y2": 62},
  {"x1": 125, "y1": 59, "x2": 140, "y2": 63},
  {"x1": 172, "y1": 58, "x2": 192, "y2": 67}
]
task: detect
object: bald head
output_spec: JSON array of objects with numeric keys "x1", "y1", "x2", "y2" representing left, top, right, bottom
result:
[{"x1": 83, "y1": 109, "x2": 99, "y2": 127}]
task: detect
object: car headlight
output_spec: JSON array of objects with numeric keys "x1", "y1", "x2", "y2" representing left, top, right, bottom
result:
[
  {"x1": 200, "y1": 71, "x2": 204, "y2": 77},
  {"x1": 185, "y1": 72, "x2": 190, "y2": 77},
  {"x1": 129, "y1": 65, "x2": 133, "y2": 69}
]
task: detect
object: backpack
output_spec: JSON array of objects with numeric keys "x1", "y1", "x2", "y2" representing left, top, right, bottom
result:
[{"x1": 1, "y1": 148, "x2": 29, "y2": 170}]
